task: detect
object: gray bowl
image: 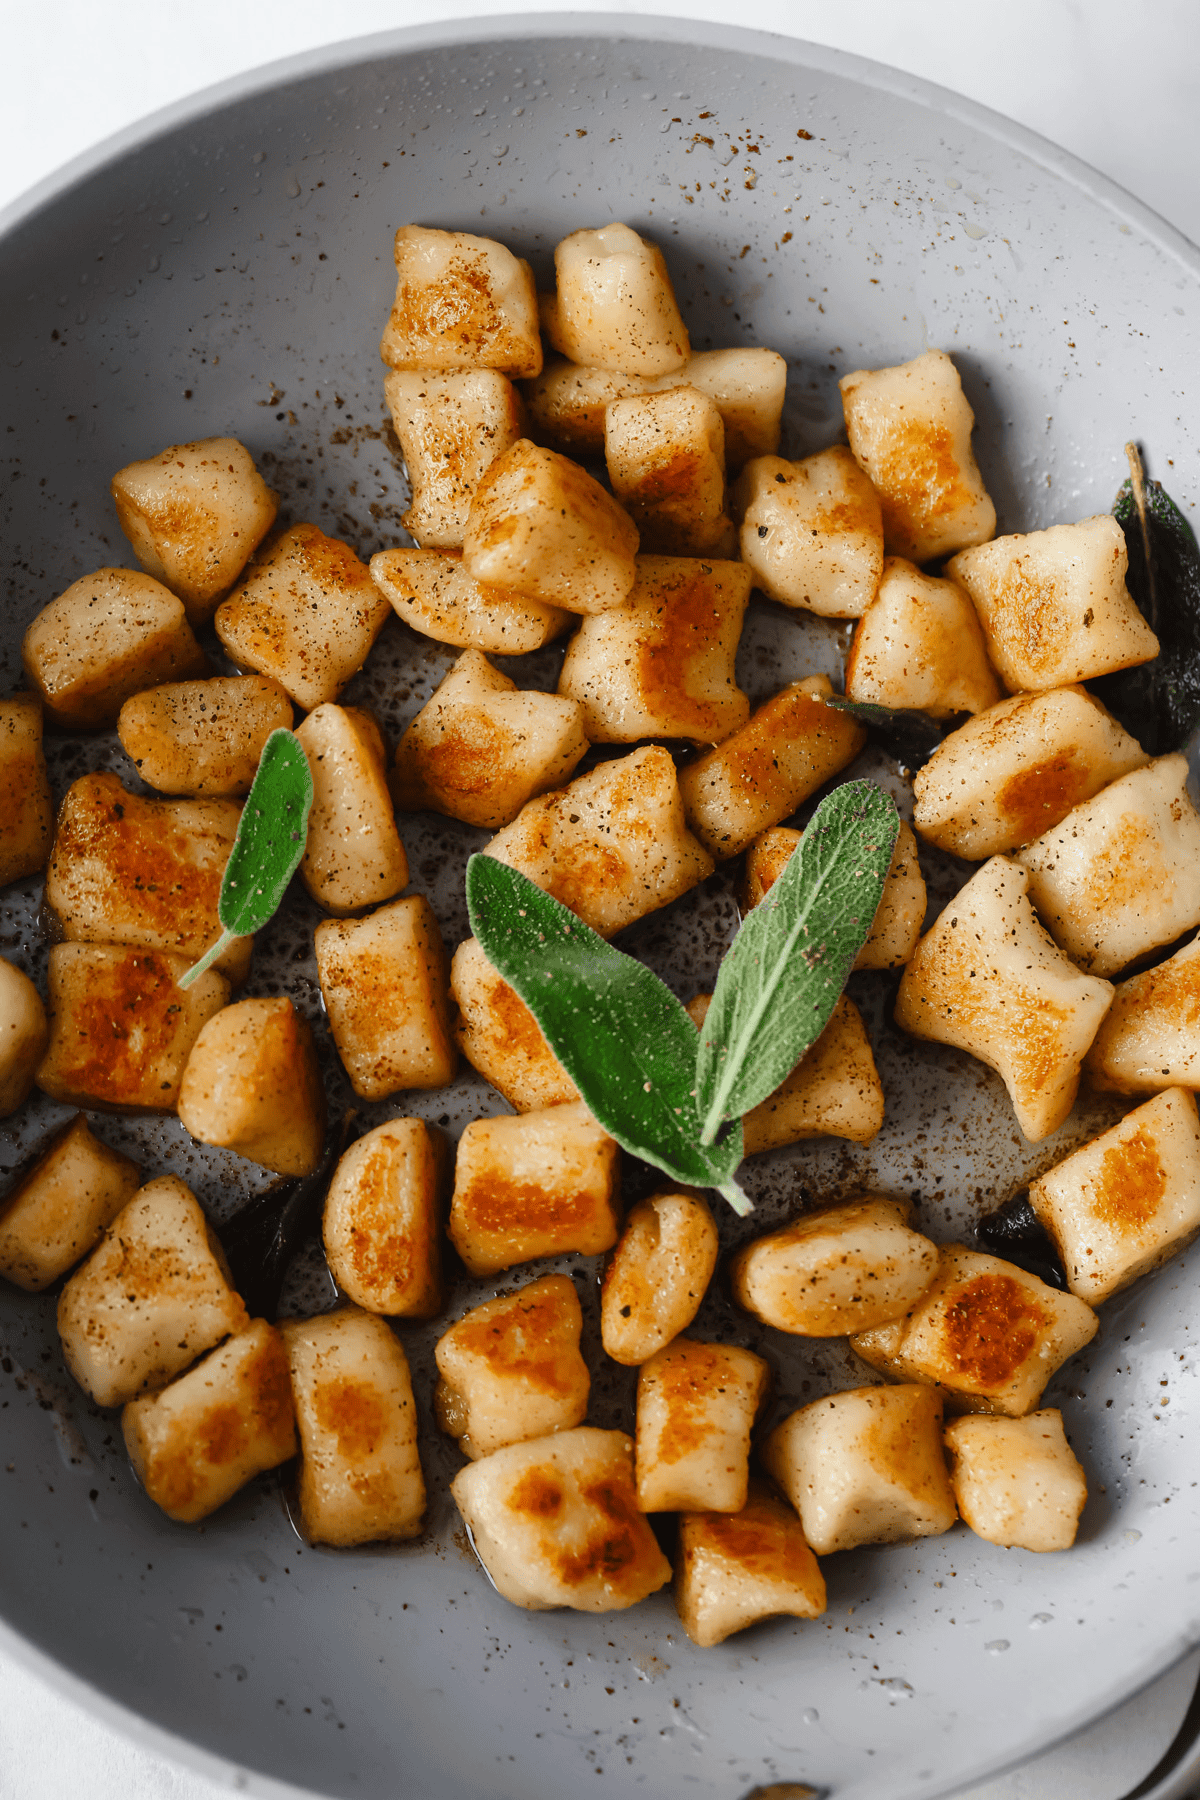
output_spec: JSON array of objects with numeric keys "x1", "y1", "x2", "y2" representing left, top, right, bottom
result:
[{"x1": 3, "y1": 15, "x2": 1200, "y2": 1800}]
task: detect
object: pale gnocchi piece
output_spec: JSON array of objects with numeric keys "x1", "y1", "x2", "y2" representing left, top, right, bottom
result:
[
  {"x1": 462, "y1": 439, "x2": 640, "y2": 615},
  {"x1": 215, "y1": 523, "x2": 391, "y2": 711},
  {"x1": 37, "y1": 945, "x2": 229, "y2": 1114},
  {"x1": 1085, "y1": 931, "x2": 1200, "y2": 1095},
  {"x1": 295, "y1": 704, "x2": 409, "y2": 915},
  {"x1": 600, "y1": 1191, "x2": 719, "y2": 1366},
  {"x1": 483, "y1": 744, "x2": 714, "y2": 937},
  {"x1": 551, "y1": 223, "x2": 689, "y2": 377},
  {"x1": 122, "y1": 1318, "x2": 297, "y2": 1525},
  {"x1": 763, "y1": 1384, "x2": 957, "y2": 1555},
  {"x1": 57, "y1": 1175, "x2": 249, "y2": 1408},
  {"x1": 383, "y1": 369, "x2": 526, "y2": 548},
  {"x1": 434, "y1": 1274, "x2": 589, "y2": 1460},
  {"x1": 558, "y1": 555, "x2": 750, "y2": 745},
  {"x1": 0, "y1": 1113, "x2": 140, "y2": 1292},
  {"x1": 674, "y1": 1479, "x2": 827, "y2": 1647},
  {"x1": 314, "y1": 896, "x2": 457, "y2": 1100},
  {"x1": 844, "y1": 556, "x2": 1002, "y2": 715},
  {"x1": 520, "y1": 357, "x2": 650, "y2": 456},
  {"x1": 912, "y1": 686, "x2": 1150, "y2": 861},
  {"x1": 281, "y1": 1305, "x2": 425, "y2": 1547},
  {"x1": 730, "y1": 1198, "x2": 939, "y2": 1337},
  {"x1": 603, "y1": 386, "x2": 735, "y2": 556},
  {"x1": 450, "y1": 1427, "x2": 671, "y2": 1612},
  {"x1": 369, "y1": 548, "x2": 572, "y2": 654},
  {"x1": 0, "y1": 695, "x2": 53, "y2": 886},
  {"x1": 379, "y1": 224, "x2": 542, "y2": 377},
  {"x1": 733, "y1": 446, "x2": 884, "y2": 617},
  {"x1": 678, "y1": 675, "x2": 867, "y2": 861},
  {"x1": 449, "y1": 937, "x2": 579, "y2": 1113},
  {"x1": 850, "y1": 1244, "x2": 1098, "y2": 1416},
  {"x1": 448, "y1": 1102, "x2": 621, "y2": 1277},
  {"x1": 839, "y1": 348, "x2": 996, "y2": 564},
  {"x1": 688, "y1": 992, "x2": 885, "y2": 1153},
  {"x1": 663, "y1": 348, "x2": 788, "y2": 468},
  {"x1": 177, "y1": 997, "x2": 326, "y2": 1176},
  {"x1": 743, "y1": 820, "x2": 926, "y2": 971},
  {"x1": 0, "y1": 956, "x2": 49, "y2": 1116},
  {"x1": 22, "y1": 568, "x2": 207, "y2": 731},
  {"x1": 45, "y1": 772, "x2": 252, "y2": 984},
  {"x1": 1017, "y1": 754, "x2": 1200, "y2": 978},
  {"x1": 322, "y1": 1118, "x2": 445, "y2": 1319},
  {"x1": 392, "y1": 649, "x2": 589, "y2": 829},
  {"x1": 110, "y1": 437, "x2": 278, "y2": 625},
  {"x1": 894, "y1": 855, "x2": 1114, "y2": 1142},
  {"x1": 947, "y1": 515, "x2": 1159, "y2": 693},
  {"x1": 943, "y1": 1410, "x2": 1087, "y2": 1552},
  {"x1": 1029, "y1": 1087, "x2": 1200, "y2": 1305},
  {"x1": 116, "y1": 675, "x2": 294, "y2": 797},
  {"x1": 522, "y1": 347, "x2": 786, "y2": 468},
  {"x1": 635, "y1": 1337, "x2": 769, "y2": 1513}
]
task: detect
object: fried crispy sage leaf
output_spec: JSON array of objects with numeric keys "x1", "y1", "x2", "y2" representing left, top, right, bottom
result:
[
  {"x1": 823, "y1": 695, "x2": 949, "y2": 768},
  {"x1": 1091, "y1": 447, "x2": 1200, "y2": 754},
  {"x1": 695, "y1": 780, "x2": 899, "y2": 1144},
  {"x1": 466, "y1": 855, "x2": 750, "y2": 1215},
  {"x1": 178, "y1": 728, "x2": 314, "y2": 988}
]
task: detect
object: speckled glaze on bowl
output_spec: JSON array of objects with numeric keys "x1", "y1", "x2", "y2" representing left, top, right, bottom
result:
[{"x1": 2, "y1": 15, "x2": 1200, "y2": 1800}]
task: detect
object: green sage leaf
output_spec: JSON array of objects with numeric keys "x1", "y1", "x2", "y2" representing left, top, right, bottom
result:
[
  {"x1": 178, "y1": 728, "x2": 314, "y2": 988},
  {"x1": 466, "y1": 854, "x2": 750, "y2": 1214},
  {"x1": 694, "y1": 780, "x2": 899, "y2": 1143}
]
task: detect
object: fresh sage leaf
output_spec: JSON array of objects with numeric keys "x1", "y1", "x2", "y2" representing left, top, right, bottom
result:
[
  {"x1": 1091, "y1": 446, "x2": 1200, "y2": 754},
  {"x1": 694, "y1": 780, "x2": 899, "y2": 1144},
  {"x1": 466, "y1": 854, "x2": 751, "y2": 1215},
  {"x1": 824, "y1": 695, "x2": 949, "y2": 768},
  {"x1": 178, "y1": 728, "x2": 314, "y2": 988}
]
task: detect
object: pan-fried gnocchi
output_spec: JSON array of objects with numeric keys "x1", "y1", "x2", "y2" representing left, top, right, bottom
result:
[{"x1": 5, "y1": 206, "x2": 1191, "y2": 1660}]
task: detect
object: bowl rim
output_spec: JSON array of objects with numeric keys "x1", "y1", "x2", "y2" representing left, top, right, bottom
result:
[
  {"x1": 2, "y1": 7, "x2": 1199, "y2": 272},
  {"x1": 3, "y1": 13, "x2": 1200, "y2": 1798}
]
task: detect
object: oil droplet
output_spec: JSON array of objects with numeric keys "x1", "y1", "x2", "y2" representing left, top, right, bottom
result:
[
  {"x1": 945, "y1": 176, "x2": 962, "y2": 189},
  {"x1": 985, "y1": 1639, "x2": 1010, "y2": 1655},
  {"x1": 802, "y1": 1707, "x2": 819, "y2": 1724},
  {"x1": 1029, "y1": 1613, "x2": 1054, "y2": 1628}
]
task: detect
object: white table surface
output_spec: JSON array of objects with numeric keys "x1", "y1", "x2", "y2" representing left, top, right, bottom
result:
[{"x1": 3, "y1": 3, "x2": 1199, "y2": 1797}]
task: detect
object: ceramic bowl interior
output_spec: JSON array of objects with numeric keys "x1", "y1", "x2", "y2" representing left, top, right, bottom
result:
[{"x1": 2, "y1": 16, "x2": 1200, "y2": 1800}]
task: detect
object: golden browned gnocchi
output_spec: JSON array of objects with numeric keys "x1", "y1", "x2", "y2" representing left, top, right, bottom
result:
[
  {"x1": 0, "y1": 1113, "x2": 140, "y2": 1292},
  {"x1": 463, "y1": 437, "x2": 640, "y2": 614},
  {"x1": 177, "y1": 996, "x2": 326, "y2": 1175},
  {"x1": 434, "y1": 1274, "x2": 589, "y2": 1460},
  {"x1": 0, "y1": 694, "x2": 53, "y2": 885},
  {"x1": 850, "y1": 1245, "x2": 1098, "y2": 1416},
  {"x1": 764, "y1": 1383, "x2": 957, "y2": 1556},
  {"x1": 281, "y1": 1305, "x2": 425, "y2": 1547},
  {"x1": 23, "y1": 568, "x2": 208, "y2": 732},
  {"x1": 730, "y1": 1197, "x2": 938, "y2": 1336},
  {"x1": 57, "y1": 1175, "x2": 248, "y2": 1408},
  {"x1": 392, "y1": 649, "x2": 589, "y2": 829},
  {"x1": 449, "y1": 1427, "x2": 671, "y2": 1612},
  {"x1": 674, "y1": 1479, "x2": 827, "y2": 1646},
  {"x1": 600, "y1": 1191, "x2": 719, "y2": 1367},
  {"x1": 110, "y1": 436, "x2": 278, "y2": 625},
  {"x1": 122, "y1": 1319, "x2": 296, "y2": 1524}
]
